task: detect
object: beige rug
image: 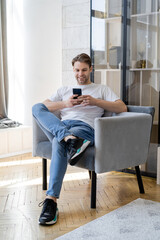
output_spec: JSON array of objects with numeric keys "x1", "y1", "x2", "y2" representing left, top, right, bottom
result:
[{"x1": 56, "y1": 198, "x2": 160, "y2": 240}]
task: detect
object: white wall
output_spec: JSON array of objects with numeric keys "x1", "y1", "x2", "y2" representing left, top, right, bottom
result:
[
  {"x1": 62, "y1": 0, "x2": 90, "y2": 85},
  {"x1": 8, "y1": 0, "x2": 90, "y2": 125},
  {"x1": 23, "y1": 0, "x2": 62, "y2": 125},
  {"x1": 8, "y1": 0, "x2": 62, "y2": 125}
]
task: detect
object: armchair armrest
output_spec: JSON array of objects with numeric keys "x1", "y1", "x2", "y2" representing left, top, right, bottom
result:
[{"x1": 94, "y1": 112, "x2": 152, "y2": 173}]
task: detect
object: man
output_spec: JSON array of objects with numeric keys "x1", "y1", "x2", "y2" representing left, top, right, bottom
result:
[{"x1": 32, "y1": 53, "x2": 127, "y2": 226}]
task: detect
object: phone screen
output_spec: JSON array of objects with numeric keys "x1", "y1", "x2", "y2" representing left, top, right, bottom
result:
[{"x1": 73, "y1": 88, "x2": 82, "y2": 99}]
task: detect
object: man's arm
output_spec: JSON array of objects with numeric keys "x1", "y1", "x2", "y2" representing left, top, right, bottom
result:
[
  {"x1": 94, "y1": 99, "x2": 127, "y2": 113},
  {"x1": 43, "y1": 99, "x2": 65, "y2": 112},
  {"x1": 78, "y1": 95, "x2": 127, "y2": 113},
  {"x1": 43, "y1": 94, "x2": 83, "y2": 112}
]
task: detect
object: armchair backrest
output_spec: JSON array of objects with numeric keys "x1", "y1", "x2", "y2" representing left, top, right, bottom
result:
[
  {"x1": 127, "y1": 105, "x2": 155, "y2": 120},
  {"x1": 103, "y1": 110, "x2": 113, "y2": 117},
  {"x1": 103, "y1": 105, "x2": 155, "y2": 119}
]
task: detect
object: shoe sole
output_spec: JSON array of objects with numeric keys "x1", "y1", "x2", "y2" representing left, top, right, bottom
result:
[
  {"x1": 39, "y1": 208, "x2": 59, "y2": 226},
  {"x1": 71, "y1": 140, "x2": 90, "y2": 159},
  {"x1": 69, "y1": 140, "x2": 91, "y2": 165}
]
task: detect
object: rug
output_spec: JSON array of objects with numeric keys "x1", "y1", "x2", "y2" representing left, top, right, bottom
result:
[{"x1": 56, "y1": 198, "x2": 160, "y2": 240}]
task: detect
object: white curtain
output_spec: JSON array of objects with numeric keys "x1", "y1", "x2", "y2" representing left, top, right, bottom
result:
[
  {"x1": 7, "y1": 0, "x2": 24, "y2": 123},
  {"x1": 0, "y1": 0, "x2": 9, "y2": 119}
]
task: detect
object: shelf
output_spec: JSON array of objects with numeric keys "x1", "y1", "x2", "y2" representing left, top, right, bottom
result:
[
  {"x1": 95, "y1": 69, "x2": 120, "y2": 72},
  {"x1": 105, "y1": 16, "x2": 121, "y2": 22},
  {"x1": 130, "y1": 68, "x2": 160, "y2": 71},
  {"x1": 131, "y1": 11, "x2": 160, "y2": 18}
]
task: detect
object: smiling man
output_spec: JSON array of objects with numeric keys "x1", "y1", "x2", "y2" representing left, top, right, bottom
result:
[{"x1": 32, "y1": 53, "x2": 127, "y2": 226}]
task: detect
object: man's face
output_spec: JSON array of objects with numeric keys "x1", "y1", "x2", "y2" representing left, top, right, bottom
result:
[{"x1": 73, "y1": 61, "x2": 92, "y2": 85}]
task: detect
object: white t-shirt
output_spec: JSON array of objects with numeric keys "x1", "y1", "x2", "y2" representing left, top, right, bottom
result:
[{"x1": 49, "y1": 83, "x2": 119, "y2": 128}]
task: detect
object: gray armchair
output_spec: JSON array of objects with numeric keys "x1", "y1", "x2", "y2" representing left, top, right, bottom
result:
[{"x1": 32, "y1": 105, "x2": 154, "y2": 208}]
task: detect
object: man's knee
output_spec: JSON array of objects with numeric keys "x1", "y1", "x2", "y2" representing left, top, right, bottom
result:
[{"x1": 32, "y1": 103, "x2": 46, "y2": 117}]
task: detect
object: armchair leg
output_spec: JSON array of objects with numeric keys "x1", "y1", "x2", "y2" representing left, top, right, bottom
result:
[
  {"x1": 91, "y1": 171, "x2": 97, "y2": 208},
  {"x1": 42, "y1": 158, "x2": 47, "y2": 190},
  {"x1": 135, "y1": 166, "x2": 145, "y2": 194}
]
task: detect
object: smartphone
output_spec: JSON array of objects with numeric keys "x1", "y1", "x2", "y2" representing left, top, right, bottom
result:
[{"x1": 73, "y1": 88, "x2": 82, "y2": 99}]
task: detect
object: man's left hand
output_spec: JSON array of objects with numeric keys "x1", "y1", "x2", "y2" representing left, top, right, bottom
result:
[{"x1": 78, "y1": 95, "x2": 97, "y2": 106}]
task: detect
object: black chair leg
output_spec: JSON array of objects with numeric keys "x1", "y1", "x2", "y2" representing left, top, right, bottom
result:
[
  {"x1": 135, "y1": 166, "x2": 145, "y2": 194},
  {"x1": 91, "y1": 171, "x2": 97, "y2": 208},
  {"x1": 88, "y1": 170, "x2": 91, "y2": 179},
  {"x1": 42, "y1": 158, "x2": 47, "y2": 190}
]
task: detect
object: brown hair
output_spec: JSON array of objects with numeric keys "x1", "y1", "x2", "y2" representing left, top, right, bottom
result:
[{"x1": 72, "y1": 53, "x2": 91, "y2": 68}]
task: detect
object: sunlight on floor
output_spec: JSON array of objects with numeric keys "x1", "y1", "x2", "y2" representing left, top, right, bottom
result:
[
  {"x1": 0, "y1": 166, "x2": 89, "y2": 188},
  {"x1": 0, "y1": 158, "x2": 42, "y2": 167}
]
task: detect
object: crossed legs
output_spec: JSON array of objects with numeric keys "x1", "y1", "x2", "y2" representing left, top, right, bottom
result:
[
  {"x1": 32, "y1": 103, "x2": 94, "y2": 199},
  {"x1": 32, "y1": 103, "x2": 94, "y2": 225}
]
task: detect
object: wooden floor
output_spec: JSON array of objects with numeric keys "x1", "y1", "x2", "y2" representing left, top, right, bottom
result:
[{"x1": 0, "y1": 153, "x2": 160, "y2": 240}]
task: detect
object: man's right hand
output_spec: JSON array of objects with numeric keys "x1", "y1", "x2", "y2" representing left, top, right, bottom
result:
[
  {"x1": 43, "y1": 95, "x2": 83, "y2": 112},
  {"x1": 64, "y1": 95, "x2": 82, "y2": 108}
]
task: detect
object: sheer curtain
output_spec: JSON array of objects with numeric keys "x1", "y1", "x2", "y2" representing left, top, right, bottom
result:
[
  {"x1": 0, "y1": 0, "x2": 9, "y2": 119},
  {"x1": 6, "y1": 0, "x2": 24, "y2": 123}
]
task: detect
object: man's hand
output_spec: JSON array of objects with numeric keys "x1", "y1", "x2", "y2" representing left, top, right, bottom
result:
[
  {"x1": 77, "y1": 95, "x2": 127, "y2": 113},
  {"x1": 78, "y1": 95, "x2": 97, "y2": 106},
  {"x1": 43, "y1": 95, "x2": 83, "y2": 112},
  {"x1": 64, "y1": 95, "x2": 83, "y2": 108}
]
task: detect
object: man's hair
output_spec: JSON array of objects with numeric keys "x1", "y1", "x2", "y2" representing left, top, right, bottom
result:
[{"x1": 72, "y1": 53, "x2": 91, "y2": 68}]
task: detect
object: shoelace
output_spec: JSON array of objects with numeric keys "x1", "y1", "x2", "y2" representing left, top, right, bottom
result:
[
  {"x1": 38, "y1": 200, "x2": 45, "y2": 207},
  {"x1": 70, "y1": 138, "x2": 81, "y2": 146},
  {"x1": 38, "y1": 199, "x2": 56, "y2": 215},
  {"x1": 66, "y1": 139, "x2": 77, "y2": 152}
]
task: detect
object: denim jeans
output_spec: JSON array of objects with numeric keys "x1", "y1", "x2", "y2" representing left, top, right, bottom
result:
[{"x1": 32, "y1": 103, "x2": 94, "y2": 198}]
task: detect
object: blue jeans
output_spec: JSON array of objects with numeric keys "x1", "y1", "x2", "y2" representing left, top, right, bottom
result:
[{"x1": 32, "y1": 103, "x2": 94, "y2": 198}]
